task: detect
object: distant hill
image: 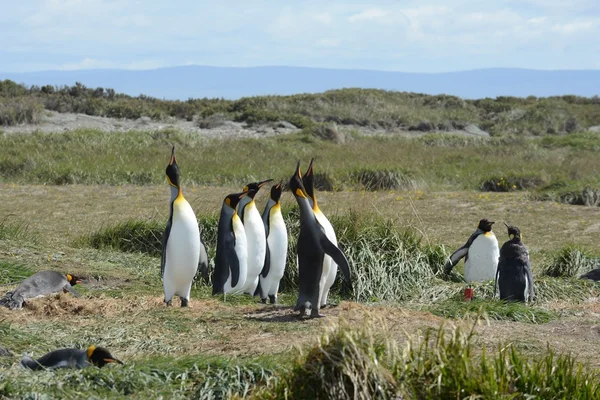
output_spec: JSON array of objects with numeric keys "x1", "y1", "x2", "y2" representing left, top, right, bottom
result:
[{"x1": 1, "y1": 66, "x2": 600, "y2": 100}]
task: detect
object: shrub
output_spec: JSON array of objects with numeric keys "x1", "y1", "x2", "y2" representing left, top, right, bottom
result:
[
  {"x1": 353, "y1": 168, "x2": 418, "y2": 191},
  {"x1": 558, "y1": 187, "x2": 600, "y2": 207},
  {"x1": 0, "y1": 98, "x2": 44, "y2": 126},
  {"x1": 480, "y1": 175, "x2": 545, "y2": 192},
  {"x1": 542, "y1": 246, "x2": 600, "y2": 278},
  {"x1": 196, "y1": 113, "x2": 227, "y2": 129},
  {"x1": 308, "y1": 123, "x2": 345, "y2": 144}
]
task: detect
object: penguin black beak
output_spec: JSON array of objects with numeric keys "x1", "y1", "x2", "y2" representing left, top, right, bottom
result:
[
  {"x1": 238, "y1": 192, "x2": 247, "y2": 199},
  {"x1": 503, "y1": 222, "x2": 509, "y2": 228},
  {"x1": 306, "y1": 157, "x2": 315, "y2": 176},
  {"x1": 295, "y1": 160, "x2": 302, "y2": 179},
  {"x1": 258, "y1": 179, "x2": 274, "y2": 188},
  {"x1": 169, "y1": 146, "x2": 176, "y2": 166},
  {"x1": 104, "y1": 358, "x2": 124, "y2": 365}
]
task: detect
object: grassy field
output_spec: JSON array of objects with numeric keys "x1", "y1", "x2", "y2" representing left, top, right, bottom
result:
[
  {"x1": 0, "y1": 177, "x2": 599, "y2": 398},
  {"x1": 1, "y1": 85, "x2": 600, "y2": 397}
]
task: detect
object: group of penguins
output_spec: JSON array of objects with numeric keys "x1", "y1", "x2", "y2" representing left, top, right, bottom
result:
[
  {"x1": 0, "y1": 146, "x2": 569, "y2": 371},
  {"x1": 162, "y1": 146, "x2": 351, "y2": 318}
]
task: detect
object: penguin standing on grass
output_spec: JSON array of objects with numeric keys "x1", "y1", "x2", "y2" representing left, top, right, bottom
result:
[
  {"x1": 290, "y1": 161, "x2": 351, "y2": 318},
  {"x1": 21, "y1": 345, "x2": 123, "y2": 370},
  {"x1": 238, "y1": 179, "x2": 273, "y2": 295},
  {"x1": 444, "y1": 218, "x2": 500, "y2": 283},
  {"x1": 212, "y1": 192, "x2": 248, "y2": 295},
  {"x1": 302, "y1": 158, "x2": 338, "y2": 308},
  {"x1": 258, "y1": 183, "x2": 288, "y2": 304},
  {"x1": 495, "y1": 223, "x2": 535, "y2": 302},
  {"x1": 0, "y1": 271, "x2": 83, "y2": 309},
  {"x1": 161, "y1": 146, "x2": 201, "y2": 307}
]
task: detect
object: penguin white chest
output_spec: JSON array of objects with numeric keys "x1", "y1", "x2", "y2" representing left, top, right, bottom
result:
[
  {"x1": 267, "y1": 208, "x2": 288, "y2": 279},
  {"x1": 165, "y1": 199, "x2": 201, "y2": 290},
  {"x1": 465, "y1": 232, "x2": 499, "y2": 282},
  {"x1": 315, "y1": 210, "x2": 338, "y2": 306},
  {"x1": 225, "y1": 213, "x2": 248, "y2": 293},
  {"x1": 242, "y1": 202, "x2": 267, "y2": 291}
]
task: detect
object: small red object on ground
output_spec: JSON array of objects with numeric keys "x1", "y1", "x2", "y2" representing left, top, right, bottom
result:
[{"x1": 464, "y1": 287, "x2": 474, "y2": 301}]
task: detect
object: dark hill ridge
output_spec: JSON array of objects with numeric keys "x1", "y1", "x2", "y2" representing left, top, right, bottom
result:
[{"x1": 2, "y1": 65, "x2": 600, "y2": 100}]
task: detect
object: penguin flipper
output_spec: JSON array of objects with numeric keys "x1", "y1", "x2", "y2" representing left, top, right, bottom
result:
[
  {"x1": 525, "y1": 256, "x2": 535, "y2": 301},
  {"x1": 198, "y1": 234, "x2": 209, "y2": 281},
  {"x1": 320, "y1": 235, "x2": 351, "y2": 285},
  {"x1": 260, "y1": 242, "x2": 271, "y2": 279},
  {"x1": 160, "y1": 219, "x2": 172, "y2": 278},
  {"x1": 64, "y1": 285, "x2": 81, "y2": 298},
  {"x1": 224, "y1": 234, "x2": 240, "y2": 288},
  {"x1": 21, "y1": 356, "x2": 43, "y2": 370},
  {"x1": 444, "y1": 231, "x2": 481, "y2": 273},
  {"x1": 494, "y1": 265, "x2": 500, "y2": 298}
]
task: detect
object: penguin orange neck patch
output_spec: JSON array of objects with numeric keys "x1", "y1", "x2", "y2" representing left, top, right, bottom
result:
[{"x1": 87, "y1": 345, "x2": 96, "y2": 360}]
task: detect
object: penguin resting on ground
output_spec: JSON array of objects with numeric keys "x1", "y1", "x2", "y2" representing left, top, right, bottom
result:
[
  {"x1": 212, "y1": 192, "x2": 248, "y2": 295},
  {"x1": 495, "y1": 222, "x2": 535, "y2": 302},
  {"x1": 258, "y1": 183, "x2": 288, "y2": 304},
  {"x1": 302, "y1": 158, "x2": 338, "y2": 308},
  {"x1": 238, "y1": 179, "x2": 273, "y2": 295},
  {"x1": 0, "y1": 271, "x2": 83, "y2": 310},
  {"x1": 21, "y1": 345, "x2": 123, "y2": 370},
  {"x1": 161, "y1": 146, "x2": 201, "y2": 307},
  {"x1": 580, "y1": 268, "x2": 600, "y2": 281},
  {"x1": 290, "y1": 161, "x2": 352, "y2": 318},
  {"x1": 444, "y1": 218, "x2": 500, "y2": 283}
]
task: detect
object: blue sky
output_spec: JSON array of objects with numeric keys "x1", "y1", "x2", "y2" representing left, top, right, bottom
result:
[{"x1": 1, "y1": 0, "x2": 599, "y2": 73}]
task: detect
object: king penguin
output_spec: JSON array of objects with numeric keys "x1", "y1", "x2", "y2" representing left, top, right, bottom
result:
[
  {"x1": 21, "y1": 345, "x2": 123, "y2": 370},
  {"x1": 495, "y1": 223, "x2": 535, "y2": 302},
  {"x1": 161, "y1": 146, "x2": 201, "y2": 307},
  {"x1": 290, "y1": 161, "x2": 352, "y2": 318},
  {"x1": 238, "y1": 179, "x2": 273, "y2": 295},
  {"x1": 302, "y1": 158, "x2": 338, "y2": 308},
  {"x1": 444, "y1": 218, "x2": 500, "y2": 283},
  {"x1": 0, "y1": 271, "x2": 83, "y2": 309},
  {"x1": 258, "y1": 182, "x2": 288, "y2": 304},
  {"x1": 212, "y1": 191, "x2": 248, "y2": 295}
]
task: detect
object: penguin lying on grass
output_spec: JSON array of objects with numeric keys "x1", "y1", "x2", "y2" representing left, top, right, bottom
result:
[
  {"x1": 444, "y1": 219, "x2": 499, "y2": 283},
  {"x1": 495, "y1": 223, "x2": 535, "y2": 302},
  {"x1": 21, "y1": 346, "x2": 123, "y2": 370},
  {"x1": 0, "y1": 271, "x2": 83, "y2": 310},
  {"x1": 290, "y1": 161, "x2": 352, "y2": 318}
]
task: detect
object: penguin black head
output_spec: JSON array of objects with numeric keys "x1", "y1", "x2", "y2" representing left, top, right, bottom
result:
[
  {"x1": 504, "y1": 222, "x2": 522, "y2": 241},
  {"x1": 242, "y1": 179, "x2": 273, "y2": 195},
  {"x1": 302, "y1": 158, "x2": 316, "y2": 201},
  {"x1": 270, "y1": 182, "x2": 283, "y2": 203},
  {"x1": 165, "y1": 146, "x2": 180, "y2": 188},
  {"x1": 224, "y1": 192, "x2": 247, "y2": 209},
  {"x1": 66, "y1": 274, "x2": 84, "y2": 286},
  {"x1": 290, "y1": 160, "x2": 309, "y2": 199},
  {"x1": 87, "y1": 345, "x2": 123, "y2": 368},
  {"x1": 478, "y1": 219, "x2": 495, "y2": 232}
]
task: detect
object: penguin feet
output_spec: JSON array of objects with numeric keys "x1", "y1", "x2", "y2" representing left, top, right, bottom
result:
[
  {"x1": 260, "y1": 298, "x2": 267, "y2": 304},
  {"x1": 268, "y1": 295, "x2": 277, "y2": 305},
  {"x1": 180, "y1": 297, "x2": 189, "y2": 307},
  {"x1": 164, "y1": 299, "x2": 173, "y2": 306},
  {"x1": 309, "y1": 309, "x2": 325, "y2": 319}
]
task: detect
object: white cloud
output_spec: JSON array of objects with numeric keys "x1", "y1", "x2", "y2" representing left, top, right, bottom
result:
[
  {"x1": 348, "y1": 8, "x2": 387, "y2": 23},
  {"x1": 551, "y1": 19, "x2": 598, "y2": 33}
]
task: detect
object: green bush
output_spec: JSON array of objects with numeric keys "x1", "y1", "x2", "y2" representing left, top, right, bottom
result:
[
  {"x1": 352, "y1": 168, "x2": 418, "y2": 191},
  {"x1": 542, "y1": 246, "x2": 600, "y2": 278}
]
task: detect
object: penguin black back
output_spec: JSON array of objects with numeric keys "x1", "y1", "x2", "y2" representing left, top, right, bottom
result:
[{"x1": 495, "y1": 223, "x2": 535, "y2": 302}]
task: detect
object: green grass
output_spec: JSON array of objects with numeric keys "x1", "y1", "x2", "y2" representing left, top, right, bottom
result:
[
  {"x1": 255, "y1": 320, "x2": 600, "y2": 399},
  {"x1": 542, "y1": 246, "x2": 600, "y2": 278},
  {"x1": 428, "y1": 299, "x2": 558, "y2": 324},
  {"x1": 0, "y1": 261, "x2": 35, "y2": 285},
  {"x1": 0, "y1": 215, "x2": 35, "y2": 242},
  {"x1": 1, "y1": 130, "x2": 599, "y2": 201}
]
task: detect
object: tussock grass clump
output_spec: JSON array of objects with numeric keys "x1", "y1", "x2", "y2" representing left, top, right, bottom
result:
[
  {"x1": 0, "y1": 97, "x2": 44, "y2": 126},
  {"x1": 81, "y1": 220, "x2": 164, "y2": 257},
  {"x1": 0, "y1": 215, "x2": 34, "y2": 242},
  {"x1": 308, "y1": 123, "x2": 346, "y2": 144},
  {"x1": 0, "y1": 262, "x2": 34, "y2": 285},
  {"x1": 480, "y1": 174, "x2": 545, "y2": 192},
  {"x1": 558, "y1": 187, "x2": 600, "y2": 207},
  {"x1": 259, "y1": 321, "x2": 600, "y2": 399},
  {"x1": 353, "y1": 168, "x2": 418, "y2": 191},
  {"x1": 542, "y1": 246, "x2": 600, "y2": 278},
  {"x1": 196, "y1": 113, "x2": 228, "y2": 129},
  {"x1": 428, "y1": 299, "x2": 557, "y2": 324}
]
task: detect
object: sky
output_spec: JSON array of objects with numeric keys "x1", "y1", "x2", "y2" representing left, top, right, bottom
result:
[{"x1": 1, "y1": 0, "x2": 600, "y2": 73}]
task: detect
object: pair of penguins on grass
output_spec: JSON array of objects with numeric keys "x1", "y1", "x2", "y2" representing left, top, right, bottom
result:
[
  {"x1": 0, "y1": 271, "x2": 122, "y2": 370},
  {"x1": 212, "y1": 159, "x2": 351, "y2": 317},
  {"x1": 445, "y1": 218, "x2": 535, "y2": 302}
]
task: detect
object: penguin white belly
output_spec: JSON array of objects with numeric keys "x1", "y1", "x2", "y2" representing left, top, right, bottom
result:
[
  {"x1": 260, "y1": 209, "x2": 288, "y2": 296},
  {"x1": 464, "y1": 233, "x2": 499, "y2": 283},
  {"x1": 241, "y1": 203, "x2": 267, "y2": 294},
  {"x1": 225, "y1": 214, "x2": 248, "y2": 294},
  {"x1": 164, "y1": 200, "x2": 201, "y2": 299},
  {"x1": 315, "y1": 211, "x2": 337, "y2": 306}
]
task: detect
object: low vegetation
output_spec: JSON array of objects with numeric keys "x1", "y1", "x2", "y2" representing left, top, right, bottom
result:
[
  {"x1": 1, "y1": 130, "x2": 599, "y2": 206},
  {"x1": 2, "y1": 80, "x2": 600, "y2": 136},
  {"x1": 542, "y1": 245, "x2": 600, "y2": 278}
]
